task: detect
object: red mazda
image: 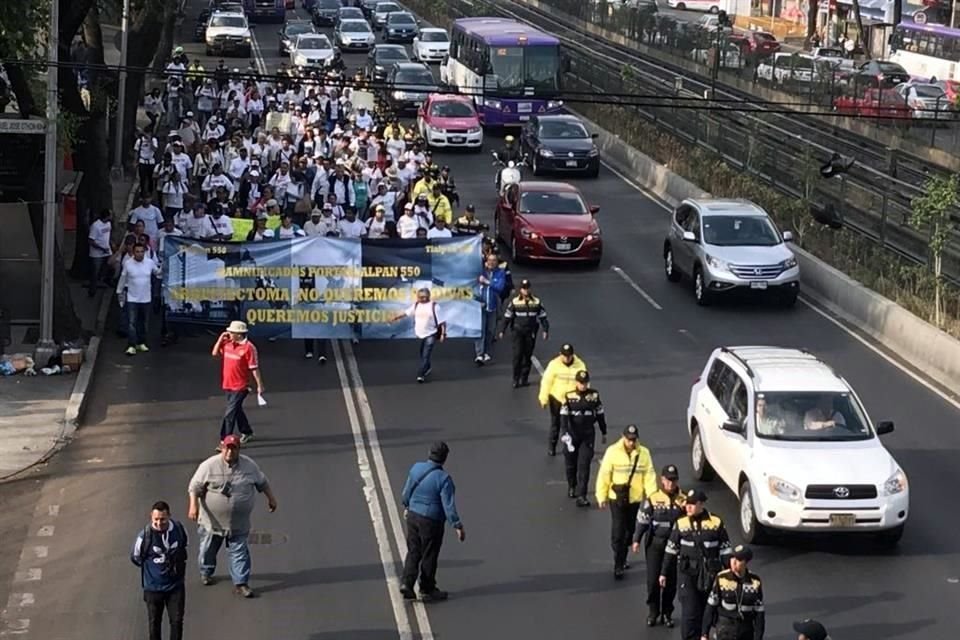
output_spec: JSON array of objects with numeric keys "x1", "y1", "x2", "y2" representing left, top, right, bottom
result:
[{"x1": 494, "y1": 181, "x2": 602, "y2": 266}]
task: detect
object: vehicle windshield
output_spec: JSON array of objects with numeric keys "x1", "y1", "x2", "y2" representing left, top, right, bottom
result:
[
  {"x1": 376, "y1": 48, "x2": 409, "y2": 61},
  {"x1": 421, "y1": 31, "x2": 449, "y2": 42},
  {"x1": 318, "y1": 0, "x2": 340, "y2": 7},
  {"x1": 754, "y1": 32, "x2": 776, "y2": 42},
  {"x1": 395, "y1": 69, "x2": 434, "y2": 85},
  {"x1": 539, "y1": 121, "x2": 588, "y2": 138},
  {"x1": 388, "y1": 13, "x2": 416, "y2": 24},
  {"x1": 703, "y1": 215, "x2": 780, "y2": 247},
  {"x1": 912, "y1": 85, "x2": 945, "y2": 98},
  {"x1": 817, "y1": 48, "x2": 843, "y2": 57},
  {"x1": 298, "y1": 36, "x2": 331, "y2": 49},
  {"x1": 340, "y1": 8, "x2": 364, "y2": 17},
  {"x1": 286, "y1": 23, "x2": 314, "y2": 37},
  {"x1": 341, "y1": 21, "x2": 370, "y2": 33},
  {"x1": 430, "y1": 101, "x2": 475, "y2": 118},
  {"x1": 376, "y1": 3, "x2": 400, "y2": 12},
  {"x1": 519, "y1": 191, "x2": 587, "y2": 215},
  {"x1": 877, "y1": 62, "x2": 907, "y2": 74},
  {"x1": 488, "y1": 45, "x2": 561, "y2": 94},
  {"x1": 210, "y1": 16, "x2": 247, "y2": 28},
  {"x1": 755, "y1": 392, "x2": 872, "y2": 441}
]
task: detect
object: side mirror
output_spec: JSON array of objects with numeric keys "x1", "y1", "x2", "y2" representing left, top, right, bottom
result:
[
  {"x1": 682, "y1": 230, "x2": 697, "y2": 242},
  {"x1": 591, "y1": 132, "x2": 599, "y2": 139},
  {"x1": 876, "y1": 420, "x2": 895, "y2": 435},
  {"x1": 589, "y1": 205, "x2": 600, "y2": 215},
  {"x1": 782, "y1": 230, "x2": 794, "y2": 242},
  {"x1": 721, "y1": 418, "x2": 745, "y2": 434}
]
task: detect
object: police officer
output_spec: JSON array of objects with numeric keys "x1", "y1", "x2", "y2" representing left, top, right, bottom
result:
[
  {"x1": 701, "y1": 545, "x2": 765, "y2": 640},
  {"x1": 454, "y1": 204, "x2": 487, "y2": 235},
  {"x1": 792, "y1": 619, "x2": 829, "y2": 640},
  {"x1": 595, "y1": 424, "x2": 657, "y2": 579},
  {"x1": 559, "y1": 370, "x2": 607, "y2": 506},
  {"x1": 537, "y1": 344, "x2": 586, "y2": 455},
  {"x1": 633, "y1": 464, "x2": 685, "y2": 627},
  {"x1": 498, "y1": 279, "x2": 548, "y2": 388},
  {"x1": 660, "y1": 489, "x2": 732, "y2": 640}
]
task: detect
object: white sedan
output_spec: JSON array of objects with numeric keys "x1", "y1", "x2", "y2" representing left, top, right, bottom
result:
[
  {"x1": 290, "y1": 33, "x2": 336, "y2": 68},
  {"x1": 412, "y1": 28, "x2": 450, "y2": 63}
]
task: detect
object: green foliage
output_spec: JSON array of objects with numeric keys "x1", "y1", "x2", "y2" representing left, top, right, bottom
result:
[
  {"x1": 0, "y1": 0, "x2": 49, "y2": 60},
  {"x1": 909, "y1": 174, "x2": 959, "y2": 327}
]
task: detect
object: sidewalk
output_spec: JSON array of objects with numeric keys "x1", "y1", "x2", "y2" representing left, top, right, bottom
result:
[{"x1": 0, "y1": 178, "x2": 136, "y2": 481}]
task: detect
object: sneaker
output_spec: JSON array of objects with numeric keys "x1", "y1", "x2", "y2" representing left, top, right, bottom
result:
[
  {"x1": 482, "y1": 353, "x2": 491, "y2": 362},
  {"x1": 125, "y1": 346, "x2": 137, "y2": 356},
  {"x1": 512, "y1": 379, "x2": 520, "y2": 388},
  {"x1": 239, "y1": 433, "x2": 253, "y2": 445},
  {"x1": 136, "y1": 344, "x2": 149, "y2": 352},
  {"x1": 305, "y1": 352, "x2": 313, "y2": 359},
  {"x1": 662, "y1": 616, "x2": 675, "y2": 628},
  {"x1": 201, "y1": 575, "x2": 215, "y2": 586},
  {"x1": 420, "y1": 589, "x2": 448, "y2": 602},
  {"x1": 352, "y1": 337, "x2": 359, "y2": 345},
  {"x1": 646, "y1": 616, "x2": 658, "y2": 627},
  {"x1": 474, "y1": 355, "x2": 484, "y2": 366},
  {"x1": 519, "y1": 377, "x2": 529, "y2": 387},
  {"x1": 576, "y1": 497, "x2": 591, "y2": 508},
  {"x1": 547, "y1": 447, "x2": 556, "y2": 457},
  {"x1": 416, "y1": 376, "x2": 425, "y2": 383},
  {"x1": 318, "y1": 355, "x2": 327, "y2": 365},
  {"x1": 567, "y1": 487, "x2": 576, "y2": 499},
  {"x1": 623, "y1": 561, "x2": 631, "y2": 570},
  {"x1": 399, "y1": 586, "x2": 416, "y2": 600},
  {"x1": 613, "y1": 567, "x2": 624, "y2": 580},
  {"x1": 234, "y1": 584, "x2": 254, "y2": 598}
]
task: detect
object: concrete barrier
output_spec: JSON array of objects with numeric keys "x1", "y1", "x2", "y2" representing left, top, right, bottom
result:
[{"x1": 576, "y1": 108, "x2": 960, "y2": 395}]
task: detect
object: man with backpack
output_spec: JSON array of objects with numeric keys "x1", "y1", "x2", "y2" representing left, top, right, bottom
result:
[{"x1": 130, "y1": 500, "x2": 188, "y2": 640}]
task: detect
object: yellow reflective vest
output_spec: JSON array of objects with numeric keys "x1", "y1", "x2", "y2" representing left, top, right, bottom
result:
[
  {"x1": 537, "y1": 354, "x2": 587, "y2": 406},
  {"x1": 426, "y1": 193, "x2": 452, "y2": 225},
  {"x1": 595, "y1": 439, "x2": 658, "y2": 505}
]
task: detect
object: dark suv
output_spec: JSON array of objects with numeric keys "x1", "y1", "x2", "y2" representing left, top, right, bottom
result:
[
  {"x1": 385, "y1": 62, "x2": 438, "y2": 113},
  {"x1": 366, "y1": 44, "x2": 410, "y2": 82}
]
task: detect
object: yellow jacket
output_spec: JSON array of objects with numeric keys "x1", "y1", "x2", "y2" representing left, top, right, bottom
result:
[
  {"x1": 538, "y1": 354, "x2": 587, "y2": 406},
  {"x1": 595, "y1": 439, "x2": 658, "y2": 505},
  {"x1": 411, "y1": 177, "x2": 436, "y2": 201},
  {"x1": 384, "y1": 124, "x2": 407, "y2": 139},
  {"x1": 426, "y1": 193, "x2": 453, "y2": 225}
]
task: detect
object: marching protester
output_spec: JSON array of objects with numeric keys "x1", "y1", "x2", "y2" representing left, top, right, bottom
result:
[
  {"x1": 399, "y1": 442, "x2": 465, "y2": 602},
  {"x1": 130, "y1": 501, "x2": 188, "y2": 640},
  {"x1": 117, "y1": 243, "x2": 161, "y2": 356},
  {"x1": 187, "y1": 435, "x2": 278, "y2": 599},
  {"x1": 633, "y1": 464, "x2": 685, "y2": 627},
  {"x1": 559, "y1": 370, "x2": 607, "y2": 507},
  {"x1": 595, "y1": 424, "x2": 657, "y2": 579},
  {"x1": 538, "y1": 344, "x2": 587, "y2": 456},
  {"x1": 474, "y1": 251, "x2": 507, "y2": 366},
  {"x1": 702, "y1": 544, "x2": 765, "y2": 640},
  {"x1": 497, "y1": 279, "x2": 548, "y2": 388},
  {"x1": 212, "y1": 321, "x2": 263, "y2": 445},
  {"x1": 391, "y1": 288, "x2": 446, "y2": 383}
]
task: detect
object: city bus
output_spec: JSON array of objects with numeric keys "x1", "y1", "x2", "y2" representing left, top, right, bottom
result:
[
  {"x1": 888, "y1": 21, "x2": 960, "y2": 81},
  {"x1": 441, "y1": 17, "x2": 566, "y2": 127}
]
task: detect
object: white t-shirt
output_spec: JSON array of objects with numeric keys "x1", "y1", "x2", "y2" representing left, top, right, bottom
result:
[
  {"x1": 88, "y1": 219, "x2": 112, "y2": 258},
  {"x1": 365, "y1": 217, "x2": 388, "y2": 239},
  {"x1": 276, "y1": 225, "x2": 305, "y2": 239},
  {"x1": 129, "y1": 205, "x2": 163, "y2": 241},
  {"x1": 427, "y1": 227, "x2": 453, "y2": 239},
  {"x1": 338, "y1": 218, "x2": 366, "y2": 239},
  {"x1": 120, "y1": 257, "x2": 159, "y2": 304},
  {"x1": 157, "y1": 227, "x2": 183, "y2": 258},
  {"x1": 404, "y1": 300, "x2": 442, "y2": 339},
  {"x1": 182, "y1": 214, "x2": 217, "y2": 239},
  {"x1": 211, "y1": 215, "x2": 234, "y2": 238},
  {"x1": 397, "y1": 214, "x2": 420, "y2": 239}
]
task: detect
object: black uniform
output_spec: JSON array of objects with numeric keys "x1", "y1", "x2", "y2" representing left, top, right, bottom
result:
[
  {"x1": 498, "y1": 294, "x2": 549, "y2": 385},
  {"x1": 702, "y1": 569, "x2": 765, "y2": 640},
  {"x1": 635, "y1": 488, "x2": 686, "y2": 621},
  {"x1": 661, "y1": 510, "x2": 732, "y2": 640},
  {"x1": 559, "y1": 388, "x2": 607, "y2": 499}
]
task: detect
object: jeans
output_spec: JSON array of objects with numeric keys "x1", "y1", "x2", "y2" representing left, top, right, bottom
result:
[
  {"x1": 197, "y1": 526, "x2": 251, "y2": 586},
  {"x1": 127, "y1": 301, "x2": 150, "y2": 347},
  {"x1": 220, "y1": 389, "x2": 253, "y2": 440},
  {"x1": 88, "y1": 256, "x2": 107, "y2": 294},
  {"x1": 418, "y1": 335, "x2": 436, "y2": 377},
  {"x1": 474, "y1": 308, "x2": 497, "y2": 358},
  {"x1": 144, "y1": 587, "x2": 185, "y2": 640},
  {"x1": 401, "y1": 511, "x2": 445, "y2": 593}
]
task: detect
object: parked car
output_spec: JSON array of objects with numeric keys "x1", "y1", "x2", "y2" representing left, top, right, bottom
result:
[
  {"x1": 382, "y1": 11, "x2": 419, "y2": 43},
  {"x1": 417, "y1": 94, "x2": 483, "y2": 149},
  {"x1": 687, "y1": 346, "x2": 908, "y2": 546},
  {"x1": 384, "y1": 61, "x2": 438, "y2": 113},
  {"x1": 850, "y1": 60, "x2": 911, "y2": 89},
  {"x1": 494, "y1": 181, "x2": 602, "y2": 265},
  {"x1": 520, "y1": 114, "x2": 600, "y2": 178},
  {"x1": 335, "y1": 19, "x2": 376, "y2": 52},
  {"x1": 366, "y1": 44, "x2": 410, "y2": 82},
  {"x1": 277, "y1": 19, "x2": 316, "y2": 57},
  {"x1": 412, "y1": 28, "x2": 450, "y2": 63},
  {"x1": 740, "y1": 31, "x2": 780, "y2": 58},
  {"x1": 895, "y1": 81, "x2": 952, "y2": 119},
  {"x1": 662, "y1": 198, "x2": 800, "y2": 306},
  {"x1": 289, "y1": 33, "x2": 336, "y2": 69},
  {"x1": 833, "y1": 88, "x2": 911, "y2": 121}
]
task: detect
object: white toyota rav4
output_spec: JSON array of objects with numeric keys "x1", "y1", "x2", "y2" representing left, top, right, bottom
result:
[{"x1": 687, "y1": 346, "x2": 909, "y2": 546}]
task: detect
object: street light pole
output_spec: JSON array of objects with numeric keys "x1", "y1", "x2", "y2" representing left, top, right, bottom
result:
[
  {"x1": 113, "y1": 0, "x2": 130, "y2": 173},
  {"x1": 36, "y1": 0, "x2": 60, "y2": 361}
]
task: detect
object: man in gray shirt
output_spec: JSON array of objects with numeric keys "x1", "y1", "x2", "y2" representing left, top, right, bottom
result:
[{"x1": 187, "y1": 434, "x2": 278, "y2": 598}]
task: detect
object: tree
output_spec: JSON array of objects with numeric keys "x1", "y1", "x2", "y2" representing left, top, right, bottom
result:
[{"x1": 909, "y1": 174, "x2": 958, "y2": 328}]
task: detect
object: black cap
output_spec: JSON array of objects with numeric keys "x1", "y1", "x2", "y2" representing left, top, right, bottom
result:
[
  {"x1": 560, "y1": 343, "x2": 574, "y2": 356},
  {"x1": 793, "y1": 620, "x2": 828, "y2": 640},
  {"x1": 623, "y1": 424, "x2": 639, "y2": 440},
  {"x1": 575, "y1": 370, "x2": 590, "y2": 383},
  {"x1": 686, "y1": 488, "x2": 707, "y2": 503},
  {"x1": 466, "y1": 204, "x2": 475, "y2": 212},
  {"x1": 730, "y1": 544, "x2": 753, "y2": 562},
  {"x1": 520, "y1": 279, "x2": 531, "y2": 288},
  {"x1": 428, "y1": 441, "x2": 449, "y2": 464},
  {"x1": 661, "y1": 464, "x2": 679, "y2": 480}
]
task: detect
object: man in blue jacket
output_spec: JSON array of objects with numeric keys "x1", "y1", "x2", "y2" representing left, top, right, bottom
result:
[
  {"x1": 131, "y1": 500, "x2": 188, "y2": 640},
  {"x1": 475, "y1": 252, "x2": 507, "y2": 365},
  {"x1": 400, "y1": 441, "x2": 466, "y2": 602}
]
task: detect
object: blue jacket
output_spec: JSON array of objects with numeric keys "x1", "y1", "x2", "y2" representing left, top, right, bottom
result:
[
  {"x1": 131, "y1": 520, "x2": 188, "y2": 592},
  {"x1": 478, "y1": 267, "x2": 507, "y2": 313},
  {"x1": 401, "y1": 461, "x2": 462, "y2": 528}
]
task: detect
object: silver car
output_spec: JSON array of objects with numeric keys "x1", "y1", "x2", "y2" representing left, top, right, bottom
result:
[
  {"x1": 372, "y1": 1, "x2": 402, "y2": 30},
  {"x1": 663, "y1": 199, "x2": 800, "y2": 306}
]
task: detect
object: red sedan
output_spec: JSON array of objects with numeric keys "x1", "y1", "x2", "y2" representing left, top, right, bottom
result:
[{"x1": 494, "y1": 181, "x2": 602, "y2": 266}]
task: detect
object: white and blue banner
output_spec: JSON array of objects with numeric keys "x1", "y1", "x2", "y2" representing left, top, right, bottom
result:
[{"x1": 161, "y1": 235, "x2": 483, "y2": 339}]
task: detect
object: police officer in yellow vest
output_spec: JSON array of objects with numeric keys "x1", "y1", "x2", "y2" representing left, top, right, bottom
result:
[
  {"x1": 537, "y1": 343, "x2": 586, "y2": 456},
  {"x1": 633, "y1": 464, "x2": 685, "y2": 627},
  {"x1": 595, "y1": 424, "x2": 657, "y2": 579},
  {"x1": 701, "y1": 545, "x2": 765, "y2": 640}
]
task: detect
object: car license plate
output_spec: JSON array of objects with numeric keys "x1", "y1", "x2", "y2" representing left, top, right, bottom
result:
[
  {"x1": 519, "y1": 115, "x2": 529, "y2": 121},
  {"x1": 449, "y1": 136, "x2": 465, "y2": 143},
  {"x1": 518, "y1": 102, "x2": 532, "y2": 113},
  {"x1": 565, "y1": 160, "x2": 578, "y2": 167},
  {"x1": 555, "y1": 242, "x2": 571, "y2": 251},
  {"x1": 750, "y1": 281, "x2": 768, "y2": 290},
  {"x1": 829, "y1": 514, "x2": 856, "y2": 527}
]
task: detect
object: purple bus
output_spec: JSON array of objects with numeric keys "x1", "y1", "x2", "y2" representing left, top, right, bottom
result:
[{"x1": 441, "y1": 18, "x2": 566, "y2": 128}]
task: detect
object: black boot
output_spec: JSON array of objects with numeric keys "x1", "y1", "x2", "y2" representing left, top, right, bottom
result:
[{"x1": 567, "y1": 487, "x2": 576, "y2": 498}]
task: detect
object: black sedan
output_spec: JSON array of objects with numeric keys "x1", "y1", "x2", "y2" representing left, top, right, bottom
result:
[
  {"x1": 384, "y1": 62, "x2": 438, "y2": 114},
  {"x1": 278, "y1": 19, "x2": 317, "y2": 56},
  {"x1": 365, "y1": 44, "x2": 410, "y2": 83},
  {"x1": 311, "y1": 0, "x2": 342, "y2": 27},
  {"x1": 851, "y1": 60, "x2": 911, "y2": 89},
  {"x1": 521, "y1": 114, "x2": 601, "y2": 178}
]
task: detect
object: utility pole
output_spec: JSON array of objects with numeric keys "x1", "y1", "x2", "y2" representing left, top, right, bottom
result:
[
  {"x1": 113, "y1": 0, "x2": 131, "y2": 173},
  {"x1": 36, "y1": 0, "x2": 60, "y2": 362}
]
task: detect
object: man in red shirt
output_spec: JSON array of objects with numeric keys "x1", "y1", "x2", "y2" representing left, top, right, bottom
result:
[{"x1": 212, "y1": 321, "x2": 264, "y2": 445}]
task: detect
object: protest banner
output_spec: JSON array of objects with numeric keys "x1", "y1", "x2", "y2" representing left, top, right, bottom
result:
[{"x1": 161, "y1": 235, "x2": 483, "y2": 339}]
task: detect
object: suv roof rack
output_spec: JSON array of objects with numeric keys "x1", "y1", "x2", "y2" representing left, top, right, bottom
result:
[{"x1": 720, "y1": 346, "x2": 755, "y2": 378}]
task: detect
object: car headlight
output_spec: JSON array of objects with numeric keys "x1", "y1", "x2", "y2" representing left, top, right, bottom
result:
[
  {"x1": 484, "y1": 98, "x2": 501, "y2": 110},
  {"x1": 429, "y1": 125, "x2": 445, "y2": 134},
  {"x1": 768, "y1": 476, "x2": 802, "y2": 503},
  {"x1": 586, "y1": 230, "x2": 601, "y2": 242},
  {"x1": 588, "y1": 148, "x2": 599, "y2": 157},
  {"x1": 520, "y1": 228, "x2": 539, "y2": 240},
  {"x1": 539, "y1": 148, "x2": 554, "y2": 157},
  {"x1": 375, "y1": 65, "x2": 385, "y2": 72},
  {"x1": 467, "y1": 126, "x2": 481, "y2": 134},
  {"x1": 206, "y1": 39, "x2": 215, "y2": 46},
  {"x1": 547, "y1": 99, "x2": 564, "y2": 110},
  {"x1": 706, "y1": 254, "x2": 730, "y2": 272},
  {"x1": 393, "y1": 91, "x2": 406, "y2": 99},
  {"x1": 781, "y1": 256, "x2": 798, "y2": 269},
  {"x1": 244, "y1": 36, "x2": 252, "y2": 43},
  {"x1": 883, "y1": 469, "x2": 907, "y2": 496}
]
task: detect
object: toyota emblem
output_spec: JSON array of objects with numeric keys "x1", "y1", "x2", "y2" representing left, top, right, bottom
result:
[
  {"x1": 833, "y1": 486, "x2": 850, "y2": 498},
  {"x1": 568, "y1": 151, "x2": 574, "y2": 158}
]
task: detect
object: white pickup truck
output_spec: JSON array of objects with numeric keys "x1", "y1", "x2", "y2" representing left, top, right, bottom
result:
[
  {"x1": 811, "y1": 47, "x2": 856, "y2": 72},
  {"x1": 756, "y1": 52, "x2": 824, "y2": 89}
]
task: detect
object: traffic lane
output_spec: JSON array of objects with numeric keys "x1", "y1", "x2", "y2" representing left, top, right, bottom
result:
[{"x1": 19, "y1": 330, "x2": 398, "y2": 640}]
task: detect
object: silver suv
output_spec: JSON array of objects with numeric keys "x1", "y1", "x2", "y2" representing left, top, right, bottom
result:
[{"x1": 663, "y1": 199, "x2": 800, "y2": 306}]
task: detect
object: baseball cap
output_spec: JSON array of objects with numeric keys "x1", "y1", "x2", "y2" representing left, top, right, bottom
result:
[
  {"x1": 221, "y1": 434, "x2": 241, "y2": 448},
  {"x1": 575, "y1": 370, "x2": 590, "y2": 383},
  {"x1": 560, "y1": 343, "x2": 574, "y2": 356},
  {"x1": 520, "y1": 279, "x2": 531, "y2": 289},
  {"x1": 661, "y1": 464, "x2": 679, "y2": 480},
  {"x1": 465, "y1": 204, "x2": 475, "y2": 212},
  {"x1": 686, "y1": 488, "x2": 708, "y2": 503},
  {"x1": 730, "y1": 544, "x2": 753, "y2": 562},
  {"x1": 266, "y1": 199, "x2": 279, "y2": 208},
  {"x1": 793, "y1": 620, "x2": 828, "y2": 640},
  {"x1": 623, "y1": 424, "x2": 640, "y2": 440}
]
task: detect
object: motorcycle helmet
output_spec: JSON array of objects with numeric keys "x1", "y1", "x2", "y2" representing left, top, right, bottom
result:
[{"x1": 505, "y1": 135, "x2": 515, "y2": 143}]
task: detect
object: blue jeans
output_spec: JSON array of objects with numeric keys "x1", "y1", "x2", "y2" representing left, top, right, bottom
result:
[
  {"x1": 197, "y1": 526, "x2": 251, "y2": 586},
  {"x1": 475, "y1": 309, "x2": 497, "y2": 358},
  {"x1": 418, "y1": 335, "x2": 436, "y2": 377},
  {"x1": 127, "y1": 302, "x2": 150, "y2": 347}
]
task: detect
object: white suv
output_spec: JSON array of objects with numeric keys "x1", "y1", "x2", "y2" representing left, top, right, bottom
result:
[
  {"x1": 687, "y1": 346, "x2": 908, "y2": 546},
  {"x1": 205, "y1": 11, "x2": 253, "y2": 57}
]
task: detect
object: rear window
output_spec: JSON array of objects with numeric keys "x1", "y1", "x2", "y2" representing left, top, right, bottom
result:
[
  {"x1": 377, "y1": 48, "x2": 409, "y2": 61},
  {"x1": 754, "y1": 33, "x2": 776, "y2": 42},
  {"x1": 877, "y1": 62, "x2": 907, "y2": 73},
  {"x1": 376, "y1": 2, "x2": 400, "y2": 11},
  {"x1": 913, "y1": 85, "x2": 945, "y2": 98}
]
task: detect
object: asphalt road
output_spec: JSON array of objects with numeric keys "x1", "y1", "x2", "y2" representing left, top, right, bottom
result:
[{"x1": 2, "y1": 2, "x2": 960, "y2": 639}]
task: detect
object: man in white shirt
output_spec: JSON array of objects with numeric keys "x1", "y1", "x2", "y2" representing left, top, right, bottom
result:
[
  {"x1": 391, "y1": 288, "x2": 446, "y2": 383},
  {"x1": 228, "y1": 147, "x2": 250, "y2": 185},
  {"x1": 397, "y1": 203, "x2": 422, "y2": 239},
  {"x1": 88, "y1": 208, "x2": 114, "y2": 296},
  {"x1": 427, "y1": 216, "x2": 453, "y2": 239},
  {"x1": 128, "y1": 195, "x2": 164, "y2": 245},
  {"x1": 202, "y1": 164, "x2": 234, "y2": 202},
  {"x1": 338, "y1": 209, "x2": 366, "y2": 239},
  {"x1": 134, "y1": 133, "x2": 158, "y2": 195},
  {"x1": 210, "y1": 205, "x2": 235, "y2": 241},
  {"x1": 156, "y1": 217, "x2": 183, "y2": 261},
  {"x1": 304, "y1": 208, "x2": 337, "y2": 237},
  {"x1": 355, "y1": 106, "x2": 374, "y2": 131},
  {"x1": 182, "y1": 204, "x2": 217, "y2": 240},
  {"x1": 117, "y1": 243, "x2": 161, "y2": 356},
  {"x1": 169, "y1": 141, "x2": 193, "y2": 180}
]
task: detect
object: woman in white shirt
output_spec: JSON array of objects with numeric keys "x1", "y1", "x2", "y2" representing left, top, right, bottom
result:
[{"x1": 365, "y1": 205, "x2": 389, "y2": 239}]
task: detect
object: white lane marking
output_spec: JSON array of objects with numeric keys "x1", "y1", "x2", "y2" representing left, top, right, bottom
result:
[
  {"x1": 250, "y1": 27, "x2": 269, "y2": 76},
  {"x1": 13, "y1": 570, "x2": 40, "y2": 583},
  {"x1": 611, "y1": 265, "x2": 663, "y2": 310},
  {"x1": 602, "y1": 154, "x2": 960, "y2": 412},
  {"x1": 333, "y1": 340, "x2": 416, "y2": 640},
  {"x1": 341, "y1": 341, "x2": 435, "y2": 639},
  {"x1": 35, "y1": 526, "x2": 54, "y2": 537},
  {"x1": 0, "y1": 618, "x2": 30, "y2": 635},
  {"x1": 5, "y1": 594, "x2": 34, "y2": 609},
  {"x1": 30, "y1": 547, "x2": 47, "y2": 560},
  {"x1": 46, "y1": 505, "x2": 59, "y2": 517},
  {"x1": 531, "y1": 355, "x2": 544, "y2": 376}
]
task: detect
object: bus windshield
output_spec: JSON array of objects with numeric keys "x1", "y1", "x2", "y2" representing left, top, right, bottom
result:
[{"x1": 488, "y1": 45, "x2": 560, "y2": 94}]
